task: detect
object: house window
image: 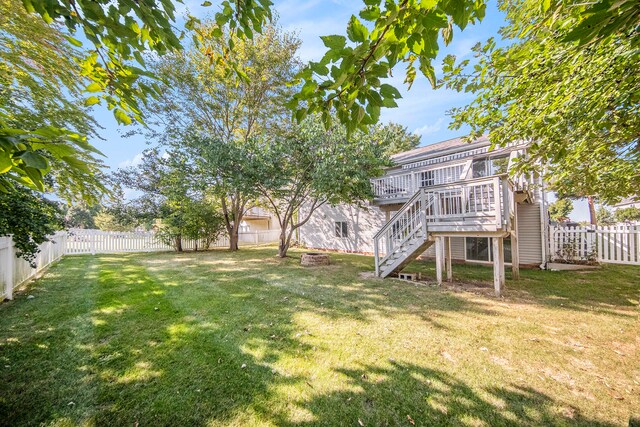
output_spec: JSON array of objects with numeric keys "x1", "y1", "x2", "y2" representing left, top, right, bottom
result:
[
  {"x1": 465, "y1": 237, "x2": 512, "y2": 263},
  {"x1": 335, "y1": 221, "x2": 348, "y2": 238},
  {"x1": 420, "y1": 170, "x2": 435, "y2": 187},
  {"x1": 472, "y1": 158, "x2": 489, "y2": 178},
  {"x1": 472, "y1": 155, "x2": 510, "y2": 178}
]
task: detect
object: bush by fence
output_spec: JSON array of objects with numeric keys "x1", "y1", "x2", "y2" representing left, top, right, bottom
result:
[{"x1": 550, "y1": 225, "x2": 640, "y2": 265}]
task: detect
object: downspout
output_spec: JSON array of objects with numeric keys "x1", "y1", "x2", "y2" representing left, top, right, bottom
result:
[{"x1": 539, "y1": 169, "x2": 549, "y2": 269}]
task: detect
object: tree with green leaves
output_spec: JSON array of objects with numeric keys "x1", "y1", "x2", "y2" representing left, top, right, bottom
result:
[
  {"x1": 614, "y1": 207, "x2": 640, "y2": 224},
  {"x1": 596, "y1": 206, "x2": 616, "y2": 226},
  {"x1": 440, "y1": 0, "x2": 639, "y2": 205},
  {"x1": 1, "y1": 0, "x2": 106, "y2": 201},
  {"x1": 147, "y1": 21, "x2": 301, "y2": 251},
  {"x1": 19, "y1": 0, "x2": 638, "y2": 137},
  {"x1": 371, "y1": 122, "x2": 421, "y2": 156},
  {"x1": 257, "y1": 116, "x2": 392, "y2": 257},
  {"x1": 113, "y1": 148, "x2": 215, "y2": 251},
  {"x1": 548, "y1": 198, "x2": 573, "y2": 223},
  {"x1": 63, "y1": 203, "x2": 101, "y2": 229},
  {"x1": 0, "y1": 186, "x2": 63, "y2": 266}
]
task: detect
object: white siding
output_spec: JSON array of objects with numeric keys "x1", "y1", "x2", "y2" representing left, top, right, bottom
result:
[
  {"x1": 421, "y1": 237, "x2": 465, "y2": 260},
  {"x1": 300, "y1": 203, "x2": 386, "y2": 254},
  {"x1": 517, "y1": 202, "x2": 544, "y2": 265}
]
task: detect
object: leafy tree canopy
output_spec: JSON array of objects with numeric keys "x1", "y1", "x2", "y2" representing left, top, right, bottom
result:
[
  {"x1": 614, "y1": 206, "x2": 640, "y2": 224},
  {"x1": 0, "y1": 186, "x2": 63, "y2": 266},
  {"x1": 596, "y1": 206, "x2": 616, "y2": 226},
  {"x1": 257, "y1": 115, "x2": 394, "y2": 257},
  {"x1": 440, "y1": 0, "x2": 639, "y2": 204},
  {"x1": 548, "y1": 198, "x2": 573, "y2": 223},
  {"x1": 1, "y1": 0, "x2": 106, "y2": 201}
]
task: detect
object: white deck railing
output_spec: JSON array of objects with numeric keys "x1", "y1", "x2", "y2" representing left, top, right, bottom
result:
[
  {"x1": 372, "y1": 166, "x2": 535, "y2": 203},
  {"x1": 374, "y1": 176, "x2": 513, "y2": 274}
]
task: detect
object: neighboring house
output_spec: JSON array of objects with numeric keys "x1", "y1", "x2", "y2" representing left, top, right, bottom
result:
[
  {"x1": 612, "y1": 197, "x2": 639, "y2": 211},
  {"x1": 241, "y1": 207, "x2": 276, "y2": 232},
  {"x1": 299, "y1": 135, "x2": 549, "y2": 294}
]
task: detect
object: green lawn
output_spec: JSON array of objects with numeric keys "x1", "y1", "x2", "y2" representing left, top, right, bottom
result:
[{"x1": 0, "y1": 247, "x2": 638, "y2": 426}]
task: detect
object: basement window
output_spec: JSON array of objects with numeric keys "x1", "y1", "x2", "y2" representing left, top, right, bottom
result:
[
  {"x1": 465, "y1": 237, "x2": 512, "y2": 263},
  {"x1": 335, "y1": 221, "x2": 348, "y2": 238}
]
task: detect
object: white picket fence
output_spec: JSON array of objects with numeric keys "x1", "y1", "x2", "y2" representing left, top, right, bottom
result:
[
  {"x1": 550, "y1": 225, "x2": 640, "y2": 265},
  {"x1": 0, "y1": 232, "x2": 67, "y2": 300},
  {"x1": 1, "y1": 229, "x2": 281, "y2": 300}
]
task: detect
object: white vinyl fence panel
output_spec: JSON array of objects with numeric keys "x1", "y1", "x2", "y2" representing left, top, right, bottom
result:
[
  {"x1": 65, "y1": 229, "x2": 281, "y2": 255},
  {"x1": 1, "y1": 232, "x2": 67, "y2": 300},
  {"x1": 550, "y1": 225, "x2": 640, "y2": 265}
]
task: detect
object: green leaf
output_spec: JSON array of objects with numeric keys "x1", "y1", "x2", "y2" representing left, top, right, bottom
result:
[
  {"x1": 114, "y1": 109, "x2": 132, "y2": 125},
  {"x1": 320, "y1": 35, "x2": 346, "y2": 50},
  {"x1": 84, "y1": 96, "x2": 101, "y2": 107},
  {"x1": 17, "y1": 151, "x2": 48, "y2": 170},
  {"x1": 86, "y1": 82, "x2": 102, "y2": 92},
  {"x1": 380, "y1": 83, "x2": 401, "y2": 99},
  {"x1": 347, "y1": 15, "x2": 369, "y2": 43},
  {"x1": 0, "y1": 152, "x2": 13, "y2": 173}
]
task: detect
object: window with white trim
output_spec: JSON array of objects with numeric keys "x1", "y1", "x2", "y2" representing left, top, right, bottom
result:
[{"x1": 335, "y1": 221, "x2": 348, "y2": 238}]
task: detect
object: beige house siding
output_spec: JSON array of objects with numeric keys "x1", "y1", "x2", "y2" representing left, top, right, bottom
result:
[
  {"x1": 244, "y1": 218, "x2": 271, "y2": 231},
  {"x1": 301, "y1": 202, "x2": 545, "y2": 267},
  {"x1": 517, "y1": 202, "x2": 544, "y2": 265},
  {"x1": 420, "y1": 237, "x2": 465, "y2": 260},
  {"x1": 300, "y1": 203, "x2": 386, "y2": 254}
]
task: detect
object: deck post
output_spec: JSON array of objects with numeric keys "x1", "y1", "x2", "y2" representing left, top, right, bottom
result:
[
  {"x1": 511, "y1": 209, "x2": 520, "y2": 280},
  {"x1": 435, "y1": 237, "x2": 444, "y2": 285},
  {"x1": 493, "y1": 236, "x2": 505, "y2": 297},
  {"x1": 445, "y1": 236, "x2": 453, "y2": 282}
]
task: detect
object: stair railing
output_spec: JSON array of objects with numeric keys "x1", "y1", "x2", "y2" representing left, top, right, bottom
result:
[{"x1": 374, "y1": 189, "x2": 434, "y2": 276}]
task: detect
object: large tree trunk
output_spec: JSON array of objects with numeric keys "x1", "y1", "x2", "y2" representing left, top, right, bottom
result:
[
  {"x1": 175, "y1": 236, "x2": 183, "y2": 252},
  {"x1": 229, "y1": 225, "x2": 239, "y2": 251},
  {"x1": 278, "y1": 229, "x2": 289, "y2": 258},
  {"x1": 277, "y1": 225, "x2": 297, "y2": 258},
  {"x1": 587, "y1": 195, "x2": 597, "y2": 225}
]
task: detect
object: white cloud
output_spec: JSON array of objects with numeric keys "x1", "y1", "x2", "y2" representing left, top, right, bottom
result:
[
  {"x1": 118, "y1": 152, "x2": 145, "y2": 169},
  {"x1": 414, "y1": 118, "x2": 445, "y2": 136}
]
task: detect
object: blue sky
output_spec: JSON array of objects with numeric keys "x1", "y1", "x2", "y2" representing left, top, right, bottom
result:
[{"x1": 88, "y1": 0, "x2": 590, "y2": 221}]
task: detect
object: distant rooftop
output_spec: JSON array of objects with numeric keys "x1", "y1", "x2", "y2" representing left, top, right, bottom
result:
[
  {"x1": 391, "y1": 135, "x2": 490, "y2": 163},
  {"x1": 614, "y1": 197, "x2": 639, "y2": 207}
]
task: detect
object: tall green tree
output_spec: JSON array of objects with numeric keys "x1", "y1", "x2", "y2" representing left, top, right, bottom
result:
[
  {"x1": 257, "y1": 116, "x2": 391, "y2": 257},
  {"x1": 0, "y1": 186, "x2": 63, "y2": 266},
  {"x1": 614, "y1": 207, "x2": 640, "y2": 224},
  {"x1": 1, "y1": 0, "x2": 106, "y2": 201},
  {"x1": 148, "y1": 21, "x2": 301, "y2": 251},
  {"x1": 548, "y1": 198, "x2": 573, "y2": 223},
  {"x1": 440, "y1": 0, "x2": 639, "y2": 205},
  {"x1": 596, "y1": 206, "x2": 616, "y2": 226},
  {"x1": 372, "y1": 122, "x2": 421, "y2": 156},
  {"x1": 113, "y1": 149, "x2": 203, "y2": 251}
]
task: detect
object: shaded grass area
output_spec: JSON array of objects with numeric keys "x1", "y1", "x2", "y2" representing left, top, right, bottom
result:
[{"x1": 0, "y1": 247, "x2": 638, "y2": 426}]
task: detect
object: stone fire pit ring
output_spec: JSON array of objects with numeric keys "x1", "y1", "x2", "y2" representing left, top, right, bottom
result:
[{"x1": 301, "y1": 252, "x2": 330, "y2": 266}]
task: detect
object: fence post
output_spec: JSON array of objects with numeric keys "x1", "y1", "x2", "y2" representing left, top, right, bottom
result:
[{"x1": 5, "y1": 239, "x2": 15, "y2": 300}]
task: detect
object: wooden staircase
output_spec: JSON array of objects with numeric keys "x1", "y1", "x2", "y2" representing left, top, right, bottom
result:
[{"x1": 374, "y1": 175, "x2": 514, "y2": 278}]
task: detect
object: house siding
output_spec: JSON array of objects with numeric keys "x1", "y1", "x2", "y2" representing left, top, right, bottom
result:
[
  {"x1": 300, "y1": 202, "x2": 545, "y2": 267},
  {"x1": 517, "y1": 202, "x2": 544, "y2": 265},
  {"x1": 299, "y1": 203, "x2": 386, "y2": 254}
]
